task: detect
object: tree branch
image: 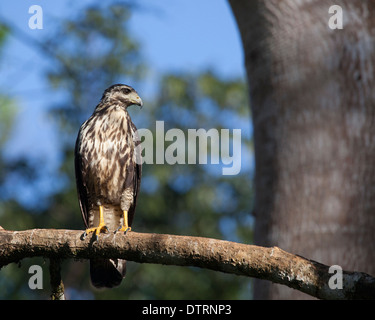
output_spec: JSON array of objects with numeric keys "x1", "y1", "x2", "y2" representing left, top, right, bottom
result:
[
  {"x1": 49, "y1": 258, "x2": 65, "y2": 300},
  {"x1": 0, "y1": 228, "x2": 374, "y2": 299}
]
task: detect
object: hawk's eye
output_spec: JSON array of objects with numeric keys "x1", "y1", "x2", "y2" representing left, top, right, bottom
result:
[{"x1": 123, "y1": 88, "x2": 131, "y2": 94}]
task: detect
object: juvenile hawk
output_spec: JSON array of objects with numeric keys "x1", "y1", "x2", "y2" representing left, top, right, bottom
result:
[{"x1": 74, "y1": 84, "x2": 142, "y2": 288}]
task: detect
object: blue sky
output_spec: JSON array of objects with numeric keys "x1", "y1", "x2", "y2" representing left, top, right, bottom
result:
[{"x1": 0, "y1": 0, "x2": 250, "y2": 206}]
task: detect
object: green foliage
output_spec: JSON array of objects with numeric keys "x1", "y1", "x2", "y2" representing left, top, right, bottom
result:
[
  {"x1": 0, "y1": 97, "x2": 17, "y2": 147},
  {"x1": 0, "y1": 23, "x2": 16, "y2": 147},
  {"x1": 0, "y1": 22, "x2": 9, "y2": 56},
  {"x1": 0, "y1": 3, "x2": 253, "y2": 299},
  {"x1": 0, "y1": 25, "x2": 19, "y2": 197}
]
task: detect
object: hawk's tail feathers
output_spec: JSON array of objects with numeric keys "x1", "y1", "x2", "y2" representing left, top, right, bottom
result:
[{"x1": 90, "y1": 258, "x2": 126, "y2": 288}]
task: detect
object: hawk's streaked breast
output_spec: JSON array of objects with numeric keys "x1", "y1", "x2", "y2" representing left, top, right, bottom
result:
[{"x1": 78, "y1": 105, "x2": 136, "y2": 208}]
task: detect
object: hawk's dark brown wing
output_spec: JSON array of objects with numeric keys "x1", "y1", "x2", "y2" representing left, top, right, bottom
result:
[
  {"x1": 128, "y1": 161, "x2": 141, "y2": 226},
  {"x1": 128, "y1": 123, "x2": 142, "y2": 227},
  {"x1": 74, "y1": 126, "x2": 90, "y2": 228}
]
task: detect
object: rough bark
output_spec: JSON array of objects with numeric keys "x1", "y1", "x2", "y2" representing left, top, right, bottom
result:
[
  {"x1": 229, "y1": 0, "x2": 375, "y2": 299},
  {"x1": 49, "y1": 258, "x2": 65, "y2": 300},
  {"x1": 0, "y1": 229, "x2": 374, "y2": 299}
]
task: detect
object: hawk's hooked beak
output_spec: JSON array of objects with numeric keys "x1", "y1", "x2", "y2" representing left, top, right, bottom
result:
[
  {"x1": 130, "y1": 93, "x2": 143, "y2": 109},
  {"x1": 135, "y1": 96, "x2": 143, "y2": 109}
]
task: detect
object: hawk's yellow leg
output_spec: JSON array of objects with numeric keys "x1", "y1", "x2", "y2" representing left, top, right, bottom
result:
[
  {"x1": 83, "y1": 205, "x2": 108, "y2": 239},
  {"x1": 115, "y1": 210, "x2": 132, "y2": 234}
]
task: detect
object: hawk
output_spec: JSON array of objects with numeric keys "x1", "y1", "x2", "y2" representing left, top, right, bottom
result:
[{"x1": 74, "y1": 84, "x2": 142, "y2": 288}]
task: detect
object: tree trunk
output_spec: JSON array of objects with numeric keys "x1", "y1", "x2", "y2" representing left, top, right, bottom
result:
[{"x1": 229, "y1": 0, "x2": 375, "y2": 299}]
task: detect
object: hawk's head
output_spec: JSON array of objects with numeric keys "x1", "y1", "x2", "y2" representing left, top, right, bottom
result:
[{"x1": 101, "y1": 84, "x2": 143, "y2": 108}]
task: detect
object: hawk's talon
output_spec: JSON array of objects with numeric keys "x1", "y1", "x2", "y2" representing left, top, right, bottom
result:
[
  {"x1": 114, "y1": 210, "x2": 131, "y2": 235},
  {"x1": 83, "y1": 205, "x2": 108, "y2": 241},
  {"x1": 115, "y1": 225, "x2": 131, "y2": 235},
  {"x1": 84, "y1": 224, "x2": 109, "y2": 240}
]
